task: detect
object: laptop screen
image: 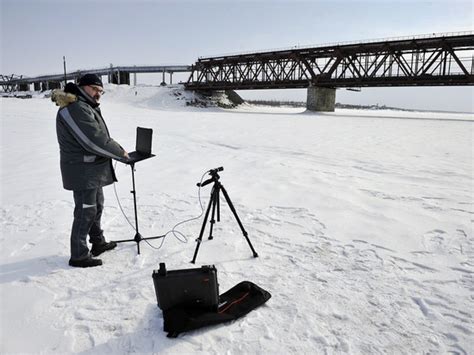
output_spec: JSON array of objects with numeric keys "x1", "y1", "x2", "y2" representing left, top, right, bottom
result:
[{"x1": 136, "y1": 127, "x2": 153, "y2": 154}]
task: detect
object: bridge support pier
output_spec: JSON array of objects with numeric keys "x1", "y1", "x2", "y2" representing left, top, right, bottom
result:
[
  {"x1": 40, "y1": 81, "x2": 61, "y2": 91},
  {"x1": 306, "y1": 86, "x2": 336, "y2": 112},
  {"x1": 48, "y1": 81, "x2": 61, "y2": 90},
  {"x1": 110, "y1": 71, "x2": 130, "y2": 85},
  {"x1": 160, "y1": 70, "x2": 167, "y2": 86},
  {"x1": 18, "y1": 83, "x2": 30, "y2": 91}
]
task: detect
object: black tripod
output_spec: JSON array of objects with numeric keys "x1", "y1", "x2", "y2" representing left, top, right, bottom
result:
[
  {"x1": 113, "y1": 162, "x2": 164, "y2": 254},
  {"x1": 191, "y1": 167, "x2": 258, "y2": 264}
]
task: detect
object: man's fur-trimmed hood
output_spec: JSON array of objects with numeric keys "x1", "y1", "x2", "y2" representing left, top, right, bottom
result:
[
  {"x1": 52, "y1": 82, "x2": 100, "y2": 109},
  {"x1": 51, "y1": 89, "x2": 77, "y2": 108}
]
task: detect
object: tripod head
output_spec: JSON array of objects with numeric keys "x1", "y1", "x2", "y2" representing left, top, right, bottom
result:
[{"x1": 197, "y1": 167, "x2": 224, "y2": 187}]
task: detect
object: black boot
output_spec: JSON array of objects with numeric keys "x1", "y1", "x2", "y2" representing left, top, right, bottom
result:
[
  {"x1": 69, "y1": 256, "x2": 103, "y2": 268},
  {"x1": 91, "y1": 241, "x2": 117, "y2": 257}
]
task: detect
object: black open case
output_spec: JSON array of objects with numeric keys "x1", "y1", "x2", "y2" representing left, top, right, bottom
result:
[
  {"x1": 152, "y1": 263, "x2": 219, "y2": 311},
  {"x1": 152, "y1": 263, "x2": 271, "y2": 338}
]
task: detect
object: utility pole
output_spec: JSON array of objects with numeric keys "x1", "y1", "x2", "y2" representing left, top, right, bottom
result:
[{"x1": 63, "y1": 56, "x2": 67, "y2": 86}]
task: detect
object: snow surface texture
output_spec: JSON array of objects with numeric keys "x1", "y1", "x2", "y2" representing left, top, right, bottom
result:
[{"x1": 1, "y1": 84, "x2": 473, "y2": 354}]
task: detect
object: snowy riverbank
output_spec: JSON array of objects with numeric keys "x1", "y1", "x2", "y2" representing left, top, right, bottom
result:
[{"x1": 1, "y1": 84, "x2": 472, "y2": 354}]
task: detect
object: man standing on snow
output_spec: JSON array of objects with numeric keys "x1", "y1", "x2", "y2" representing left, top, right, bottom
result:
[{"x1": 52, "y1": 73, "x2": 129, "y2": 268}]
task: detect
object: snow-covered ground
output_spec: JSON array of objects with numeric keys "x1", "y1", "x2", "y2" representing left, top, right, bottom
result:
[{"x1": 1, "y1": 84, "x2": 473, "y2": 354}]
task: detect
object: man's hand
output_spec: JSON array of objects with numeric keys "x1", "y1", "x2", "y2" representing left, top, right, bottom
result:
[{"x1": 121, "y1": 151, "x2": 130, "y2": 162}]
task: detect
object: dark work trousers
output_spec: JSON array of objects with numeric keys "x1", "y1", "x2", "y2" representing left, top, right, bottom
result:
[{"x1": 70, "y1": 187, "x2": 106, "y2": 260}]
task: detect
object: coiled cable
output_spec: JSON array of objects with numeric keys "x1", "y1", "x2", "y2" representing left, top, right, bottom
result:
[{"x1": 113, "y1": 162, "x2": 210, "y2": 250}]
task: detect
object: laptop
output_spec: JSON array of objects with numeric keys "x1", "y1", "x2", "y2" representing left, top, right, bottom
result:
[{"x1": 126, "y1": 127, "x2": 155, "y2": 164}]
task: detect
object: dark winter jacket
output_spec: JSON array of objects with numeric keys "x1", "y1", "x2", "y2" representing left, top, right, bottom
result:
[{"x1": 53, "y1": 84, "x2": 126, "y2": 191}]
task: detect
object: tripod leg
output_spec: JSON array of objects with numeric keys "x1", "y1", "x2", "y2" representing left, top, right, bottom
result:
[
  {"x1": 191, "y1": 186, "x2": 215, "y2": 263},
  {"x1": 220, "y1": 185, "x2": 259, "y2": 258},
  {"x1": 208, "y1": 187, "x2": 218, "y2": 240},
  {"x1": 217, "y1": 188, "x2": 220, "y2": 222}
]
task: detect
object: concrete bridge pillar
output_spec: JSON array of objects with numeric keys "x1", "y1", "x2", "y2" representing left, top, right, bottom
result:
[
  {"x1": 48, "y1": 81, "x2": 61, "y2": 90},
  {"x1": 18, "y1": 83, "x2": 30, "y2": 91},
  {"x1": 307, "y1": 86, "x2": 336, "y2": 112},
  {"x1": 39, "y1": 81, "x2": 61, "y2": 90},
  {"x1": 110, "y1": 72, "x2": 118, "y2": 84},
  {"x1": 122, "y1": 72, "x2": 130, "y2": 85},
  {"x1": 110, "y1": 72, "x2": 130, "y2": 85},
  {"x1": 160, "y1": 70, "x2": 167, "y2": 86}
]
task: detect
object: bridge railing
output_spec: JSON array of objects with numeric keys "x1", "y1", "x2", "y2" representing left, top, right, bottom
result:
[{"x1": 199, "y1": 30, "x2": 474, "y2": 60}]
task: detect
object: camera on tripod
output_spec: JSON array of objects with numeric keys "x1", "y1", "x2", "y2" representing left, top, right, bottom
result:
[
  {"x1": 208, "y1": 166, "x2": 223, "y2": 175},
  {"x1": 191, "y1": 166, "x2": 258, "y2": 263},
  {"x1": 197, "y1": 167, "x2": 224, "y2": 188}
]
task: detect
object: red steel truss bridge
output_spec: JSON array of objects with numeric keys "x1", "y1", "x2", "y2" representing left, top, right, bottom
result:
[{"x1": 185, "y1": 32, "x2": 474, "y2": 90}]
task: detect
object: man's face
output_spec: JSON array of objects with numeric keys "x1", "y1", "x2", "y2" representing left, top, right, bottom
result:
[{"x1": 83, "y1": 85, "x2": 104, "y2": 103}]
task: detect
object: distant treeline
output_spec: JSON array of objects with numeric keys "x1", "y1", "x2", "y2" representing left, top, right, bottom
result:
[
  {"x1": 245, "y1": 99, "x2": 306, "y2": 107},
  {"x1": 246, "y1": 99, "x2": 414, "y2": 111},
  {"x1": 335, "y1": 103, "x2": 414, "y2": 111}
]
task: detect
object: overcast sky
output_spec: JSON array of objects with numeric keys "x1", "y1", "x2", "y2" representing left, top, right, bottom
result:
[{"x1": 1, "y1": 0, "x2": 473, "y2": 112}]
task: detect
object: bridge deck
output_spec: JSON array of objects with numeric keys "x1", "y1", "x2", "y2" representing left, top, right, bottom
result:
[
  {"x1": 0, "y1": 65, "x2": 192, "y2": 86},
  {"x1": 186, "y1": 32, "x2": 474, "y2": 90}
]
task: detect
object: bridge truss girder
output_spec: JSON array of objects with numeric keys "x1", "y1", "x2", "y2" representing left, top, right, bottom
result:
[
  {"x1": 186, "y1": 34, "x2": 474, "y2": 90},
  {"x1": 0, "y1": 74, "x2": 23, "y2": 92}
]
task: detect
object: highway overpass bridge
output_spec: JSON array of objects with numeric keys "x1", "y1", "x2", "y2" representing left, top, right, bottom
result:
[{"x1": 0, "y1": 65, "x2": 191, "y2": 92}]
